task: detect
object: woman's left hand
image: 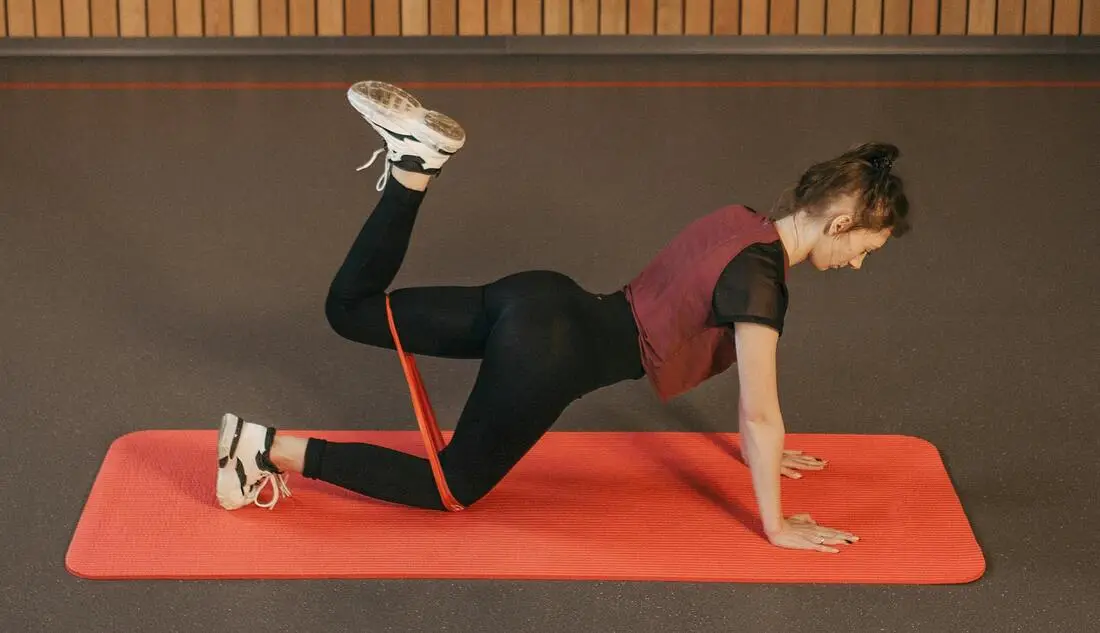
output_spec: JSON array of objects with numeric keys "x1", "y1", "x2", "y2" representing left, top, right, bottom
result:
[{"x1": 781, "y1": 450, "x2": 827, "y2": 479}]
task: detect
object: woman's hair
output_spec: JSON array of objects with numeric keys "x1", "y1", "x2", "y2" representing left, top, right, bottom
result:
[{"x1": 773, "y1": 142, "x2": 911, "y2": 237}]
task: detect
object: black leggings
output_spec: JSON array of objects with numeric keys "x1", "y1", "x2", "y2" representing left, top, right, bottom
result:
[{"x1": 302, "y1": 175, "x2": 645, "y2": 510}]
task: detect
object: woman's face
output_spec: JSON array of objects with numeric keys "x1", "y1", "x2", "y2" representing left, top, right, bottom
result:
[
  {"x1": 811, "y1": 226, "x2": 892, "y2": 270},
  {"x1": 808, "y1": 197, "x2": 893, "y2": 271}
]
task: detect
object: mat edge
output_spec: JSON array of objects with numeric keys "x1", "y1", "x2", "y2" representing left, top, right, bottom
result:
[{"x1": 61, "y1": 568, "x2": 988, "y2": 584}]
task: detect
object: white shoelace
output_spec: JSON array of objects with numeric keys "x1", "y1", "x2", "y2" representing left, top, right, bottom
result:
[
  {"x1": 251, "y1": 471, "x2": 293, "y2": 509},
  {"x1": 356, "y1": 147, "x2": 389, "y2": 192}
]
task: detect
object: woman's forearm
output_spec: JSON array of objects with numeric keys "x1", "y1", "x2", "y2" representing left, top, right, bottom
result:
[{"x1": 740, "y1": 415, "x2": 786, "y2": 536}]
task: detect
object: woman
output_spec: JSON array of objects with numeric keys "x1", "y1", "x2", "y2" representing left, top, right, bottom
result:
[{"x1": 216, "y1": 81, "x2": 910, "y2": 554}]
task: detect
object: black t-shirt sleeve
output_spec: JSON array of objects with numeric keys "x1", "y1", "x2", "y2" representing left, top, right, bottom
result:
[{"x1": 712, "y1": 240, "x2": 789, "y2": 334}]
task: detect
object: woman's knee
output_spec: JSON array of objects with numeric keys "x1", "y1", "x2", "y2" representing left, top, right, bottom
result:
[
  {"x1": 323, "y1": 291, "x2": 392, "y2": 347},
  {"x1": 324, "y1": 292, "x2": 354, "y2": 337},
  {"x1": 440, "y1": 465, "x2": 499, "y2": 508}
]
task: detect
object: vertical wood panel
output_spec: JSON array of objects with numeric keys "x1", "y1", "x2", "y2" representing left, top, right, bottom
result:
[
  {"x1": 854, "y1": 0, "x2": 882, "y2": 33},
  {"x1": 8, "y1": 0, "x2": 34, "y2": 36},
  {"x1": 0, "y1": 0, "x2": 6, "y2": 37},
  {"x1": 63, "y1": 0, "x2": 91, "y2": 36},
  {"x1": 458, "y1": 0, "x2": 485, "y2": 33},
  {"x1": 883, "y1": 0, "x2": 909, "y2": 34},
  {"x1": 741, "y1": 0, "x2": 767, "y2": 33},
  {"x1": 684, "y1": 0, "x2": 710, "y2": 33},
  {"x1": 770, "y1": 0, "x2": 795, "y2": 33},
  {"x1": 600, "y1": 0, "x2": 626, "y2": 32},
  {"x1": 544, "y1": 0, "x2": 569, "y2": 34},
  {"x1": 798, "y1": 0, "x2": 825, "y2": 33},
  {"x1": 36, "y1": 0, "x2": 64, "y2": 36},
  {"x1": 1085, "y1": 0, "x2": 1100, "y2": 33},
  {"x1": 206, "y1": 0, "x2": 234, "y2": 35},
  {"x1": 1025, "y1": 0, "x2": 1053, "y2": 33},
  {"x1": 940, "y1": 0, "x2": 967, "y2": 34},
  {"x1": 147, "y1": 0, "x2": 175, "y2": 35},
  {"x1": 488, "y1": 0, "x2": 514, "y2": 33},
  {"x1": 997, "y1": 0, "x2": 1025, "y2": 33},
  {"x1": 910, "y1": 0, "x2": 937, "y2": 33},
  {"x1": 629, "y1": 0, "x2": 655, "y2": 32},
  {"x1": 119, "y1": 0, "x2": 146, "y2": 35},
  {"x1": 516, "y1": 0, "x2": 541, "y2": 33},
  {"x1": 91, "y1": 0, "x2": 118, "y2": 35},
  {"x1": 431, "y1": 0, "x2": 458, "y2": 33},
  {"x1": 176, "y1": 0, "x2": 203, "y2": 35},
  {"x1": 260, "y1": 0, "x2": 289, "y2": 33},
  {"x1": 403, "y1": 0, "x2": 429, "y2": 34},
  {"x1": 346, "y1": 0, "x2": 373, "y2": 34},
  {"x1": 374, "y1": 0, "x2": 399, "y2": 33},
  {"x1": 968, "y1": 0, "x2": 996, "y2": 34},
  {"x1": 574, "y1": 0, "x2": 598, "y2": 33},
  {"x1": 1053, "y1": 0, "x2": 1082, "y2": 33},
  {"x1": 712, "y1": 0, "x2": 738, "y2": 33},
  {"x1": 289, "y1": 0, "x2": 316, "y2": 34},
  {"x1": 317, "y1": 0, "x2": 344, "y2": 34},
  {"x1": 657, "y1": 0, "x2": 684, "y2": 33},
  {"x1": 826, "y1": 0, "x2": 854, "y2": 33}
]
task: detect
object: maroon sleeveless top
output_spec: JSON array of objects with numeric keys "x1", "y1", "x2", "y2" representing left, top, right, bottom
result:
[{"x1": 623, "y1": 205, "x2": 788, "y2": 401}]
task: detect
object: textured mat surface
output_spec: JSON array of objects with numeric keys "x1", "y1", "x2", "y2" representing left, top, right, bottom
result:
[{"x1": 66, "y1": 430, "x2": 984, "y2": 584}]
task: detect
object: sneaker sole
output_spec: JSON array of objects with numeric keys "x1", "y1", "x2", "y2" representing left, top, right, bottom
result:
[{"x1": 346, "y1": 80, "x2": 466, "y2": 155}]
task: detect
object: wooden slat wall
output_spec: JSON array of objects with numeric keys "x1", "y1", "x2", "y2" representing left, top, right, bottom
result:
[
  {"x1": 1087, "y1": 0, "x2": 1100, "y2": 33},
  {"x1": 1, "y1": 0, "x2": 1097, "y2": 36},
  {"x1": 799, "y1": 0, "x2": 825, "y2": 33},
  {"x1": 1026, "y1": 0, "x2": 1053, "y2": 33},
  {"x1": 8, "y1": 0, "x2": 35, "y2": 37},
  {"x1": 999, "y1": 0, "x2": 1026, "y2": 34}
]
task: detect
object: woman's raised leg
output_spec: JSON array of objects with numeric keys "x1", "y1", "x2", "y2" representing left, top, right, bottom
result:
[
  {"x1": 217, "y1": 80, "x2": 486, "y2": 510},
  {"x1": 322, "y1": 80, "x2": 495, "y2": 360},
  {"x1": 323, "y1": 170, "x2": 491, "y2": 360}
]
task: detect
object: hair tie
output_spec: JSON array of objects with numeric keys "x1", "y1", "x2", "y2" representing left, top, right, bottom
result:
[{"x1": 870, "y1": 156, "x2": 895, "y2": 172}]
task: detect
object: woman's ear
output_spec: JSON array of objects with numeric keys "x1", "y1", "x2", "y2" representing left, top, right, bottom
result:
[{"x1": 825, "y1": 214, "x2": 853, "y2": 236}]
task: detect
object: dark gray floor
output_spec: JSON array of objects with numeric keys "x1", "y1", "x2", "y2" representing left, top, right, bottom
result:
[{"x1": 2, "y1": 54, "x2": 1099, "y2": 633}]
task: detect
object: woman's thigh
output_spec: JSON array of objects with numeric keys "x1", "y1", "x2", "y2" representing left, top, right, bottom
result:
[{"x1": 438, "y1": 283, "x2": 607, "y2": 504}]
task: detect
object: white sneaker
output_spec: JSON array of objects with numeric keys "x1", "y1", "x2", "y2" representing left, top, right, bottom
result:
[
  {"x1": 347, "y1": 80, "x2": 466, "y2": 191},
  {"x1": 216, "y1": 413, "x2": 291, "y2": 510}
]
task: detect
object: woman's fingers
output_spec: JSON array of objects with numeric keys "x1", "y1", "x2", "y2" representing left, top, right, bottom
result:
[
  {"x1": 781, "y1": 467, "x2": 802, "y2": 479},
  {"x1": 795, "y1": 533, "x2": 841, "y2": 553},
  {"x1": 782, "y1": 452, "x2": 828, "y2": 470},
  {"x1": 810, "y1": 529, "x2": 860, "y2": 545},
  {"x1": 790, "y1": 455, "x2": 827, "y2": 466}
]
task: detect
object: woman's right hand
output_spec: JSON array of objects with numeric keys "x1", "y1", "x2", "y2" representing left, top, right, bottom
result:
[{"x1": 766, "y1": 514, "x2": 859, "y2": 553}]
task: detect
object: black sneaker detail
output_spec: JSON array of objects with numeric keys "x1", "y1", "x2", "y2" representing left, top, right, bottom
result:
[
  {"x1": 259, "y1": 427, "x2": 282, "y2": 474},
  {"x1": 374, "y1": 124, "x2": 417, "y2": 142},
  {"x1": 392, "y1": 155, "x2": 443, "y2": 175},
  {"x1": 228, "y1": 416, "x2": 244, "y2": 459},
  {"x1": 235, "y1": 459, "x2": 247, "y2": 495}
]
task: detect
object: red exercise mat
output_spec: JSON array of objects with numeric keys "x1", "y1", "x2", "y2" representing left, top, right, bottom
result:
[{"x1": 66, "y1": 430, "x2": 985, "y2": 584}]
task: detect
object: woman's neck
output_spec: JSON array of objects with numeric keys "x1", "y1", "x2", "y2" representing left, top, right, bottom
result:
[{"x1": 774, "y1": 212, "x2": 818, "y2": 266}]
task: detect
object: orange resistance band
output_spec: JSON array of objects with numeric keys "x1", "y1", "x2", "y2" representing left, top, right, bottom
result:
[{"x1": 385, "y1": 294, "x2": 466, "y2": 511}]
